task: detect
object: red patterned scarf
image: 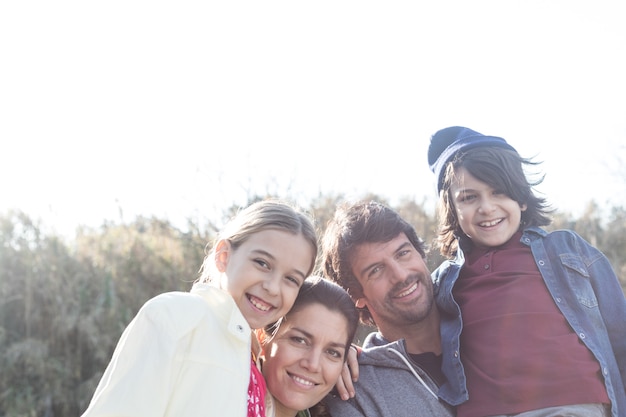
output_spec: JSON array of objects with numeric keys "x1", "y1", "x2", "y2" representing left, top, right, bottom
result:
[{"x1": 247, "y1": 356, "x2": 267, "y2": 417}]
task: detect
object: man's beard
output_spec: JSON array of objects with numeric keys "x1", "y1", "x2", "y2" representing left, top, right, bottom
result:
[{"x1": 380, "y1": 273, "x2": 434, "y2": 324}]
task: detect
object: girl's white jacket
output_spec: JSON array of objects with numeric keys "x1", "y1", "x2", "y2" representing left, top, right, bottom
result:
[{"x1": 82, "y1": 282, "x2": 252, "y2": 417}]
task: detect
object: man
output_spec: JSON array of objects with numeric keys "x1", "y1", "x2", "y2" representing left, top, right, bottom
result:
[{"x1": 320, "y1": 200, "x2": 454, "y2": 417}]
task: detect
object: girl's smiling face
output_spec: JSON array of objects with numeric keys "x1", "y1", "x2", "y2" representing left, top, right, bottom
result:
[
  {"x1": 262, "y1": 304, "x2": 349, "y2": 416},
  {"x1": 450, "y1": 167, "x2": 526, "y2": 249},
  {"x1": 215, "y1": 229, "x2": 315, "y2": 330}
]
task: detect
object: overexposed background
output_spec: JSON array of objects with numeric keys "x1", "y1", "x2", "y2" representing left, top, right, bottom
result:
[{"x1": 2, "y1": 0, "x2": 625, "y2": 236}]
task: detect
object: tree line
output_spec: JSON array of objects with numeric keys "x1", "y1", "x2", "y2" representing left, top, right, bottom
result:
[{"x1": 1, "y1": 194, "x2": 625, "y2": 416}]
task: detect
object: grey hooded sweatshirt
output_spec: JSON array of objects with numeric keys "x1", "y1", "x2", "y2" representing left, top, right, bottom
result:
[{"x1": 324, "y1": 332, "x2": 455, "y2": 417}]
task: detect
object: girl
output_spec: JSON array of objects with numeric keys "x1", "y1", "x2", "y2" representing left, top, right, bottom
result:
[
  {"x1": 427, "y1": 126, "x2": 626, "y2": 417},
  {"x1": 259, "y1": 277, "x2": 359, "y2": 417},
  {"x1": 82, "y1": 199, "x2": 318, "y2": 417}
]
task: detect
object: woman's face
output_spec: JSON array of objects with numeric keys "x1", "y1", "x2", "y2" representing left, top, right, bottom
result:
[
  {"x1": 262, "y1": 304, "x2": 349, "y2": 416},
  {"x1": 216, "y1": 229, "x2": 315, "y2": 330}
]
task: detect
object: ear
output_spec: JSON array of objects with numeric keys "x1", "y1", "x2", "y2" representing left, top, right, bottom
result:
[
  {"x1": 520, "y1": 203, "x2": 528, "y2": 212},
  {"x1": 214, "y1": 239, "x2": 231, "y2": 273},
  {"x1": 355, "y1": 298, "x2": 367, "y2": 309}
]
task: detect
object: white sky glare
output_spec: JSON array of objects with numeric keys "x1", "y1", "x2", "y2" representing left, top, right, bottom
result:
[{"x1": 1, "y1": 1, "x2": 625, "y2": 236}]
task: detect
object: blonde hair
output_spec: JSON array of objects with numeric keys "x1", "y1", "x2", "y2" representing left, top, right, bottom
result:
[{"x1": 198, "y1": 199, "x2": 318, "y2": 283}]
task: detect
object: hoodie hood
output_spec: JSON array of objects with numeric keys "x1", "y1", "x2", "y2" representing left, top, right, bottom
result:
[
  {"x1": 358, "y1": 332, "x2": 410, "y2": 368},
  {"x1": 322, "y1": 331, "x2": 454, "y2": 417},
  {"x1": 358, "y1": 332, "x2": 438, "y2": 399}
]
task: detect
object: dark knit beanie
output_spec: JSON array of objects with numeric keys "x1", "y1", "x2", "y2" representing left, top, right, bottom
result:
[{"x1": 427, "y1": 126, "x2": 517, "y2": 193}]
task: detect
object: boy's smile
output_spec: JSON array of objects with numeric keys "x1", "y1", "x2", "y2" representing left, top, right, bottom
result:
[{"x1": 451, "y1": 167, "x2": 526, "y2": 249}]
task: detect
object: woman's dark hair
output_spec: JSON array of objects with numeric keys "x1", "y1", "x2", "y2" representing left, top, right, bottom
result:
[
  {"x1": 436, "y1": 147, "x2": 553, "y2": 258},
  {"x1": 263, "y1": 276, "x2": 359, "y2": 356},
  {"x1": 321, "y1": 200, "x2": 427, "y2": 327}
]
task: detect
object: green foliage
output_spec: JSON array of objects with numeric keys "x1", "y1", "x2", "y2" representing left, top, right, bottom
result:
[
  {"x1": 1, "y1": 197, "x2": 625, "y2": 415},
  {"x1": 0, "y1": 211, "x2": 211, "y2": 416}
]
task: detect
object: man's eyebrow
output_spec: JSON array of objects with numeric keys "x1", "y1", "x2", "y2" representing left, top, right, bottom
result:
[
  {"x1": 359, "y1": 259, "x2": 380, "y2": 278},
  {"x1": 394, "y1": 241, "x2": 413, "y2": 254},
  {"x1": 358, "y1": 241, "x2": 413, "y2": 277}
]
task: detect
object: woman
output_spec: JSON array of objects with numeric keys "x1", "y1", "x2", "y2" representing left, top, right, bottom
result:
[{"x1": 259, "y1": 276, "x2": 359, "y2": 417}]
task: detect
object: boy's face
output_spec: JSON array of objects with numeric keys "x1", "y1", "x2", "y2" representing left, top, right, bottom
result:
[
  {"x1": 350, "y1": 232, "x2": 434, "y2": 331},
  {"x1": 215, "y1": 229, "x2": 315, "y2": 329},
  {"x1": 450, "y1": 166, "x2": 527, "y2": 249}
]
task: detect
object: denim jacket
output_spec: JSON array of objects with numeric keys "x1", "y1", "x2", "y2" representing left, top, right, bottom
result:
[{"x1": 432, "y1": 226, "x2": 626, "y2": 417}]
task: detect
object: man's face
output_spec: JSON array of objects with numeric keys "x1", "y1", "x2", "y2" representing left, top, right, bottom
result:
[{"x1": 350, "y1": 233, "x2": 434, "y2": 328}]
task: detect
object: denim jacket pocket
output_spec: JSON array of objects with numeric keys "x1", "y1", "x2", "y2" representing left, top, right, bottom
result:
[{"x1": 559, "y1": 253, "x2": 598, "y2": 308}]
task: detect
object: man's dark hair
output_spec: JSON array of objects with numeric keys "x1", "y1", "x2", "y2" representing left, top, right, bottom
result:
[{"x1": 320, "y1": 200, "x2": 427, "y2": 326}]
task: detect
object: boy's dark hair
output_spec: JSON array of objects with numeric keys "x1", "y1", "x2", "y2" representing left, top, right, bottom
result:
[
  {"x1": 436, "y1": 147, "x2": 553, "y2": 258},
  {"x1": 321, "y1": 200, "x2": 427, "y2": 326}
]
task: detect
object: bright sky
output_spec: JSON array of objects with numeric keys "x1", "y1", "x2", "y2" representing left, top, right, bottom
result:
[{"x1": 2, "y1": 1, "x2": 625, "y2": 237}]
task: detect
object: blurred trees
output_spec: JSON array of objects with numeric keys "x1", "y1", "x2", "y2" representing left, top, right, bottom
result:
[
  {"x1": 0, "y1": 212, "x2": 211, "y2": 416},
  {"x1": 1, "y1": 195, "x2": 625, "y2": 416}
]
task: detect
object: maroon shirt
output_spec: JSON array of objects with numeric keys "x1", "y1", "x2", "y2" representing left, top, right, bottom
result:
[{"x1": 454, "y1": 232, "x2": 608, "y2": 417}]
